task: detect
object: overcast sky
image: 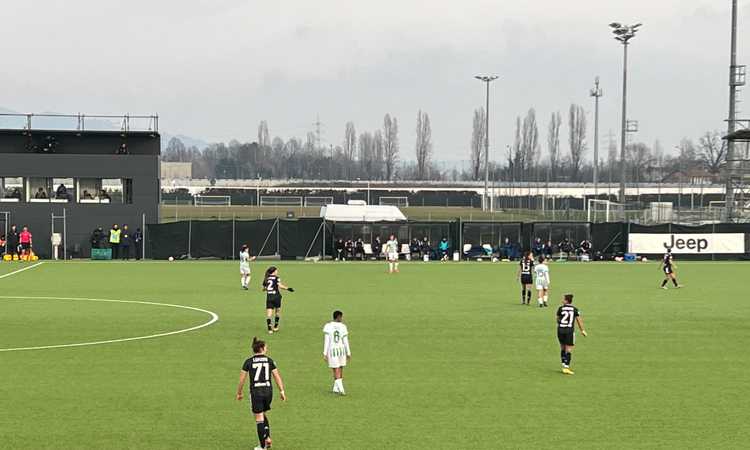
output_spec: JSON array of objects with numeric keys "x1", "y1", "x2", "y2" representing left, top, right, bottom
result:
[{"x1": 2, "y1": 1, "x2": 748, "y2": 162}]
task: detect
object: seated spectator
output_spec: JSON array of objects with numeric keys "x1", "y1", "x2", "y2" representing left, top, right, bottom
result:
[
  {"x1": 420, "y1": 237, "x2": 431, "y2": 258},
  {"x1": 372, "y1": 236, "x2": 382, "y2": 259},
  {"x1": 82, "y1": 190, "x2": 94, "y2": 200},
  {"x1": 100, "y1": 190, "x2": 112, "y2": 202},
  {"x1": 409, "y1": 238, "x2": 421, "y2": 258},
  {"x1": 532, "y1": 238, "x2": 543, "y2": 256},
  {"x1": 344, "y1": 239, "x2": 354, "y2": 259},
  {"x1": 578, "y1": 239, "x2": 592, "y2": 257},
  {"x1": 56, "y1": 184, "x2": 71, "y2": 201},
  {"x1": 438, "y1": 237, "x2": 450, "y2": 261},
  {"x1": 34, "y1": 187, "x2": 48, "y2": 199},
  {"x1": 355, "y1": 238, "x2": 365, "y2": 261},
  {"x1": 335, "y1": 238, "x2": 345, "y2": 261},
  {"x1": 543, "y1": 239, "x2": 554, "y2": 258},
  {"x1": 501, "y1": 238, "x2": 513, "y2": 260},
  {"x1": 10, "y1": 188, "x2": 21, "y2": 199},
  {"x1": 91, "y1": 227, "x2": 104, "y2": 250}
]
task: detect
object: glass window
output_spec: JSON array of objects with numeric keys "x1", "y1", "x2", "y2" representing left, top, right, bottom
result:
[
  {"x1": 52, "y1": 178, "x2": 74, "y2": 202},
  {"x1": 28, "y1": 177, "x2": 50, "y2": 202},
  {"x1": 0, "y1": 177, "x2": 23, "y2": 202},
  {"x1": 102, "y1": 178, "x2": 122, "y2": 204},
  {"x1": 78, "y1": 178, "x2": 100, "y2": 203}
]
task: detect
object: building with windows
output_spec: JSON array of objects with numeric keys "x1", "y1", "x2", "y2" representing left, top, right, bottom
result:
[{"x1": 0, "y1": 121, "x2": 160, "y2": 258}]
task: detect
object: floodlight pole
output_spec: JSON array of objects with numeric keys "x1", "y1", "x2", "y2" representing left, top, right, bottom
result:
[
  {"x1": 610, "y1": 22, "x2": 640, "y2": 204},
  {"x1": 726, "y1": 0, "x2": 739, "y2": 220},
  {"x1": 590, "y1": 77, "x2": 603, "y2": 200},
  {"x1": 475, "y1": 75, "x2": 498, "y2": 211}
]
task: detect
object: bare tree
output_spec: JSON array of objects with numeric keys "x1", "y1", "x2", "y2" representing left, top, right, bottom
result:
[
  {"x1": 568, "y1": 104, "x2": 587, "y2": 181},
  {"x1": 547, "y1": 112, "x2": 562, "y2": 179},
  {"x1": 373, "y1": 130, "x2": 385, "y2": 180},
  {"x1": 383, "y1": 114, "x2": 399, "y2": 180},
  {"x1": 257, "y1": 120, "x2": 270, "y2": 148},
  {"x1": 415, "y1": 110, "x2": 432, "y2": 180},
  {"x1": 358, "y1": 131, "x2": 375, "y2": 179},
  {"x1": 164, "y1": 137, "x2": 187, "y2": 162},
  {"x1": 521, "y1": 108, "x2": 540, "y2": 180},
  {"x1": 511, "y1": 116, "x2": 523, "y2": 180},
  {"x1": 626, "y1": 142, "x2": 655, "y2": 182},
  {"x1": 698, "y1": 130, "x2": 727, "y2": 174},
  {"x1": 470, "y1": 107, "x2": 486, "y2": 180},
  {"x1": 344, "y1": 122, "x2": 356, "y2": 179}
]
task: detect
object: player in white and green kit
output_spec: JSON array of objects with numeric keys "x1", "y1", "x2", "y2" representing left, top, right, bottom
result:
[
  {"x1": 385, "y1": 234, "x2": 399, "y2": 273},
  {"x1": 323, "y1": 310, "x2": 351, "y2": 395},
  {"x1": 239, "y1": 244, "x2": 256, "y2": 290},
  {"x1": 534, "y1": 256, "x2": 550, "y2": 307}
]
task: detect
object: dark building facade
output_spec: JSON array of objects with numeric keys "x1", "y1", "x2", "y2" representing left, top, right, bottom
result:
[{"x1": 0, "y1": 129, "x2": 160, "y2": 258}]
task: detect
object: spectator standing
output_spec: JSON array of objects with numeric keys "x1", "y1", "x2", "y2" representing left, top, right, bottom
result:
[
  {"x1": 438, "y1": 237, "x2": 449, "y2": 261},
  {"x1": 532, "y1": 238, "x2": 544, "y2": 257},
  {"x1": 355, "y1": 238, "x2": 365, "y2": 261},
  {"x1": 7, "y1": 225, "x2": 19, "y2": 257},
  {"x1": 372, "y1": 236, "x2": 382, "y2": 259},
  {"x1": 544, "y1": 240, "x2": 554, "y2": 258},
  {"x1": 109, "y1": 224, "x2": 121, "y2": 259},
  {"x1": 133, "y1": 228, "x2": 143, "y2": 260},
  {"x1": 19, "y1": 226, "x2": 33, "y2": 258},
  {"x1": 120, "y1": 225, "x2": 131, "y2": 260},
  {"x1": 91, "y1": 227, "x2": 103, "y2": 250}
]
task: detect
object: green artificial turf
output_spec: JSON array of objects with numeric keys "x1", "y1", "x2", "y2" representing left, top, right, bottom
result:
[{"x1": 0, "y1": 260, "x2": 748, "y2": 449}]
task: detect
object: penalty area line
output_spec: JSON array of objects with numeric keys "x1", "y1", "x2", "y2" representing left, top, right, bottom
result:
[{"x1": 0, "y1": 261, "x2": 44, "y2": 280}]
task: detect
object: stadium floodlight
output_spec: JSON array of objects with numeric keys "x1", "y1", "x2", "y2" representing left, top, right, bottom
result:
[
  {"x1": 474, "y1": 74, "x2": 499, "y2": 211},
  {"x1": 610, "y1": 21, "x2": 641, "y2": 204}
]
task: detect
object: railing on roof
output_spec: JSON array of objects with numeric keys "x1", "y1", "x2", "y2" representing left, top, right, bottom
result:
[{"x1": 0, "y1": 113, "x2": 159, "y2": 133}]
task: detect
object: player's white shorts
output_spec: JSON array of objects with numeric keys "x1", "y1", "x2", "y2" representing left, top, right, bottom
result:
[
  {"x1": 387, "y1": 252, "x2": 398, "y2": 262},
  {"x1": 535, "y1": 281, "x2": 549, "y2": 290},
  {"x1": 327, "y1": 354, "x2": 347, "y2": 369},
  {"x1": 240, "y1": 264, "x2": 250, "y2": 275}
]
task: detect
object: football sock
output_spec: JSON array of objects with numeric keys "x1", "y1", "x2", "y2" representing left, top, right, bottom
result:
[
  {"x1": 256, "y1": 420, "x2": 266, "y2": 447},
  {"x1": 274, "y1": 316, "x2": 280, "y2": 328},
  {"x1": 527, "y1": 291, "x2": 532, "y2": 303},
  {"x1": 264, "y1": 416, "x2": 270, "y2": 438},
  {"x1": 543, "y1": 295, "x2": 548, "y2": 304},
  {"x1": 661, "y1": 279, "x2": 668, "y2": 287},
  {"x1": 266, "y1": 318, "x2": 272, "y2": 331},
  {"x1": 521, "y1": 289, "x2": 525, "y2": 302},
  {"x1": 560, "y1": 349, "x2": 566, "y2": 365},
  {"x1": 565, "y1": 352, "x2": 572, "y2": 366},
  {"x1": 672, "y1": 278, "x2": 679, "y2": 287}
]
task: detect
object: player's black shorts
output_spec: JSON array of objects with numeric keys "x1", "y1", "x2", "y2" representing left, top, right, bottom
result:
[
  {"x1": 250, "y1": 387, "x2": 273, "y2": 413},
  {"x1": 266, "y1": 294, "x2": 282, "y2": 309},
  {"x1": 20, "y1": 243, "x2": 31, "y2": 251},
  {"x1": 663, "y1": 266, "x2": 673, "y2": 274},
  {"x1": 557, "y1": 330, "x2": 575, "y2": 346},
  {"x1": 520, "y1": 274, "x2": 533, "y2": 285}
]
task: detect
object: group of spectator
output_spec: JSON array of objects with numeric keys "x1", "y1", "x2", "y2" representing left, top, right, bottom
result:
[
  {"x1": 530, "y1": 237, "x2": 592, "y2": 259},
  {"x1": 334, "y1": 235, "x2": 451, "y2": 261},
  {"x1": 0, "y1": 224, "x2": 34, "y2": 259},
  {"x1": 91, "y1": 224, "x2": 143, "y2": 260}
]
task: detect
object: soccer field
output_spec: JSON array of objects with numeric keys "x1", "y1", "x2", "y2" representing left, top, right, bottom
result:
[{"x1": 1, "y1": 260, "x2": 748, "y2": 449}]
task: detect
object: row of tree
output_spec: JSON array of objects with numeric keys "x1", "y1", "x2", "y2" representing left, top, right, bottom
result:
[{"x1": 163, "y1": 109, "x2": 728, "y2": 183}]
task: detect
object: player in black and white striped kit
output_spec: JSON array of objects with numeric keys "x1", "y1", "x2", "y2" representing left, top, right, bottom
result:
[
  {"x1": 517, "y1": 251, "x2": 534, "y2": 305},
  {"x1": 660, "y1": 249, "x2": 682, "y2": 289}
]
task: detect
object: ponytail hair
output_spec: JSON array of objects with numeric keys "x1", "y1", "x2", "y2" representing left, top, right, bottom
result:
[
  {"x1": 263, "y1": 266, "x2": 277, "y2": 288},
  {"x1": 252, "y1": 337, "x2": 266, "y2": 354}
]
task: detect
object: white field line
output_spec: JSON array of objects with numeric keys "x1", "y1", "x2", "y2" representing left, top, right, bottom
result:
[
  {"x1": 0, "y1": 296, "x2": 219, "y2": 352},
  {"x1": 0, "y1": 262, "x2": 44, "y2": 280}
]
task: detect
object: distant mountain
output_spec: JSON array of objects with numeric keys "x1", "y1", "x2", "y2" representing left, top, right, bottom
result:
[{"x1": 160, "y1": 133, "x2": 210, "y2": 151}]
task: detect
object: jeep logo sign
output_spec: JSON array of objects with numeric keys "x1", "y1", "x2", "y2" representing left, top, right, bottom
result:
[{"x1": 629, "y1": 233, "x2": 745, "y2": 254}]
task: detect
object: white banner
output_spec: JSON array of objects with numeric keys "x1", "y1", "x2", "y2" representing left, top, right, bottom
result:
[{"x1": 629, "y1": 233, "x2": 746, "y2": 254}]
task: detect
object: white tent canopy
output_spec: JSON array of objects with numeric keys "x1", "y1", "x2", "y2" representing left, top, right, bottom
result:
[{"x1": 320, "y1": 203, "x2": 407, "y2": 222}]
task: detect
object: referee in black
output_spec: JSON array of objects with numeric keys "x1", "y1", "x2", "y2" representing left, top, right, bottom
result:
[{"x1": 556, "y1": 293, "x2": 587, "y2": 375}]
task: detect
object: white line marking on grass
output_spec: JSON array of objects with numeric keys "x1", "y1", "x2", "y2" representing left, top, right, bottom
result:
[
  {"x1": 0, "y1": 296, "x2": 219, "y2": 352},
  {"x1": 0, "y1": 262, "x2": 44, "y2": 280}
]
